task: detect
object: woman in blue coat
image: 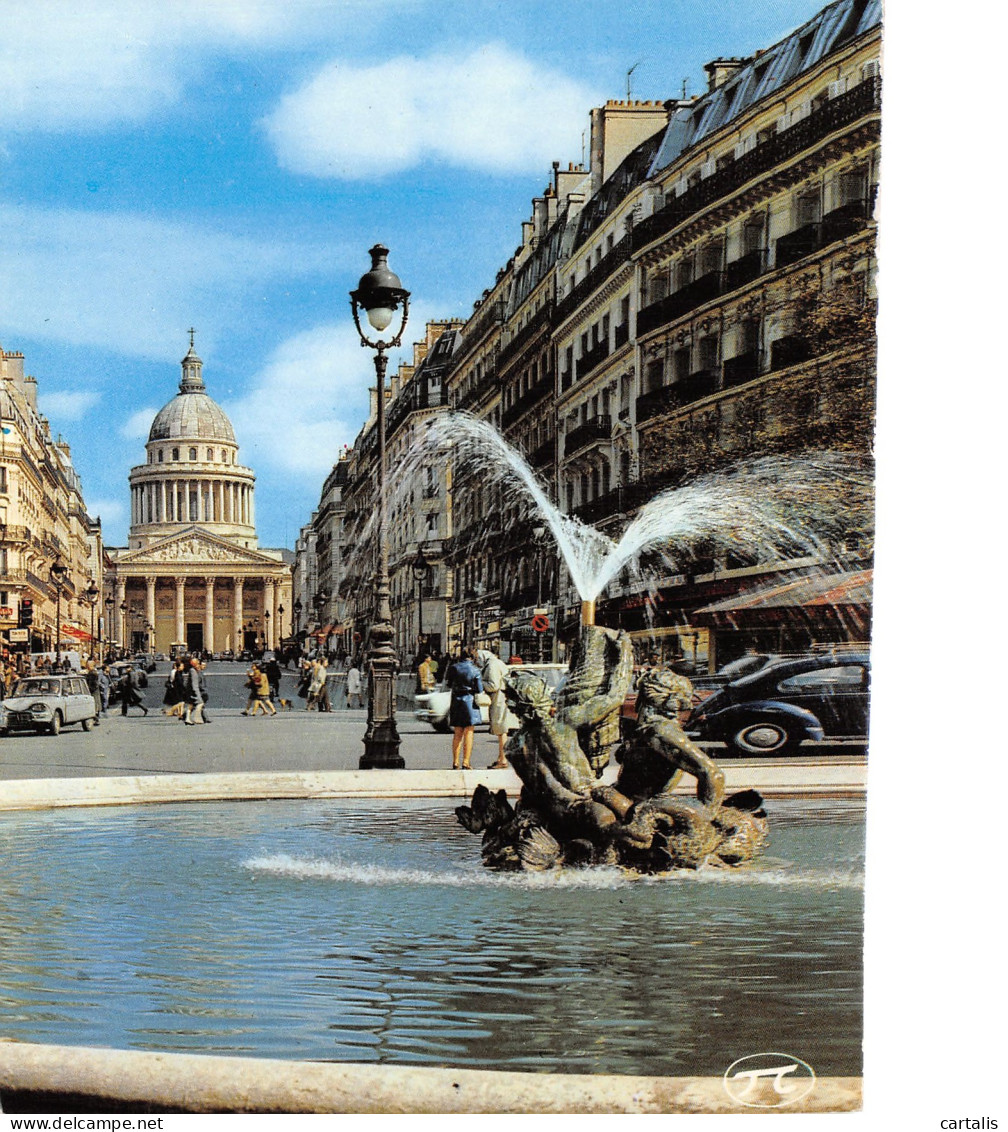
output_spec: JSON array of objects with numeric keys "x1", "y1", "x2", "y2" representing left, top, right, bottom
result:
[{"x1": 445, "y1": 646, "x2": 484, "y2": 770}]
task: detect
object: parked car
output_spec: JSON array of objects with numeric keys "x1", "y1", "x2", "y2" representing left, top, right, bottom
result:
[
  {"x1": 415, "y1": 663, "x2": 568, "y2": 733},
  {"x1": 133, "y1": 653, "x2": 157, "y2": 673},
  {"x1": 686, "y1": 651, "x2": 871, "y2": 756},
  {"x1": 1, "y1": 674, "x2": 99, "y2": 735}
]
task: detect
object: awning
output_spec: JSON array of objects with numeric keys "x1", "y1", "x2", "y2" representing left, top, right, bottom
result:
[{"x1": 694, "y1": 568, "x2": 872, "y2": 627}]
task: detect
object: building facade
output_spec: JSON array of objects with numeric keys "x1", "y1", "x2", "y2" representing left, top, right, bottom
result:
[
  {"x1": 1, "y1": 345, "x2": 101, "y2": 659},
  {"x1": 105, "y1": 340, "x2": 292, "y2": 655},
  {"x1": 304, "y1": 0, "x2": 880, "y2": 671}
]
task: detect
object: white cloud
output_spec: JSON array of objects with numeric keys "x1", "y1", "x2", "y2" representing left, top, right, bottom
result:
[
  {"x1": 226, "y1": 299, "x2": 444, "y2": 477},
  {"x1": 264, "y1": 43, "x2": 602, "y2": 179},
  {"x1": 86, "y1": 497, "x2": 127, "y2": 526},
  {"x1": 0, "y1": 0, "x2": 416, "y2": 132},
  {"x1": 120, "y1": 408, "x2": 161, "y2": 441},
  {"x1": 0, "y1": 201, "x2": 333, "y2": 361},
  {"x1": 37, "y1": 389, "x2": 101, "y2": 421}
]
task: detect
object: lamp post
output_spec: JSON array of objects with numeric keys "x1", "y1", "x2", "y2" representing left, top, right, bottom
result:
[
  {"x1": 85, "y1": 581, "x2": 99, "y2": 660},
  {"x1": 120, "y1": 602, "x2": 127, "y2": 653},
  {"x1": 264, "y1": 608, "x2": 271, "y2": 651},
  {"x1": 278, "y1": 603, "x2": 284, "y2": 644},
  {"x1": 104, "y1": 596, "x2": 114, "y2": 658},
  {"x1": 50, "y1": 559, "x2": 67, "y2": 666},
  {"x1": 412, "y1": 545, "x2": 429, "y2": 657},
  {"x1": 532, "y1": 524, "x2": 547, "y2": 661},
  {"x1": 350, "y1": 244, "x2": 409, "y2": 770}
]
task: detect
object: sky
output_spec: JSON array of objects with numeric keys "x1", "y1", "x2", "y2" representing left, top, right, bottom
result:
[{"x1": 0, "y1": 0, "x2": 828, "y2": 550}]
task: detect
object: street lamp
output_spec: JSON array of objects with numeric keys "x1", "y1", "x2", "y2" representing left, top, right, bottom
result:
[
  {"x1": 350, "y1": 243, "x2": 409, "y2": 770},
  {"x1": 264, "y1": 608, "x2": 271, "y2": 650},
  {"x1": 532, "y1": 523, "x2": 547, "y2": 661},
  {"x1": 120, "y1": 601, "x2": 127, "y2": 652},
  {"x1": 412, "y1": 544, "x2": 429, "y2": 657},
  {"x1": 50, "y1": 558, "x2": 68, "y2": 666},
  {"x1": 278, "y1": 603, "x2": 284, "y2": 643},
  {"x1": 104, "y1": 596, "x2": 114, "y2": 657},
  {"x1": 85, "y1": 580, "x2": 99, "y2": 659},
  {"x1": 293, "y1": 598, "x2": 303, "y2": 638}
]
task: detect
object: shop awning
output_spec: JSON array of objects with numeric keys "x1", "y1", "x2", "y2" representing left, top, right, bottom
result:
[{"x1": 694, "y1": 568, "x2": 872, "y2": 626}]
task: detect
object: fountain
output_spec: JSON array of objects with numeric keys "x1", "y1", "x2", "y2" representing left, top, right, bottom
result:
[{"x1": 427, "y1": 414, "x2": 869, "y2": 873}]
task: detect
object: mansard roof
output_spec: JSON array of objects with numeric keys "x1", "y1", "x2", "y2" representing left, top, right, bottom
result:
[{"x1": 649, "y1": 0, "x2": 881, "y2": 177}]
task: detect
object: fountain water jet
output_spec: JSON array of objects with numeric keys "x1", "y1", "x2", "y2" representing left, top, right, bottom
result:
[{"x1": 413, "y1": 414, "x2": 869, "y2": 871}]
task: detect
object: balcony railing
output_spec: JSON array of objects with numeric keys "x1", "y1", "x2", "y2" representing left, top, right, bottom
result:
[
  {"x1": 576, "y1": 337, "x2": 611, "y2": 380},
  {"x1": 497, "y1": 305, "x2": 552, "y2": 370},
  {"x1": 775, "y1": 221, "x2": 822, "y2": 269},
  {"x1": 501, "y1": 374, "x2": 553, "y2": 428},
  {"x1": 614, "y1": 321, "x2": 630, "y2": 350},
  {"x1": 564, "y1": 415, "x2": 612, "y2": 456},
  {"x1": 637, "y1": 269, "x2": 722, "y2": 337},
  {"x1": 554, "y1": 236, "x2": 632, "y2": 325},
  {"x1": 632, "y1": 76, "x2": 880, "y2": 256},
  {"x1": 456, "y1": 364, "x2": 498, "y2": 411},
  {"x1": 723, "y1": 248, "x2": 766, "y2": 292},
  {"x1": 635, "y1": 369, "x2": 718, "y2": 422},
  {"x1": 770, "y1": 334, "x2": 812, "y2": 372},
  {"x1": 529, "y1": 438, "x2": 555, "y2": 467},
  {"x1": 722, "y1": 349, "x2": 761, "y2": 389}
]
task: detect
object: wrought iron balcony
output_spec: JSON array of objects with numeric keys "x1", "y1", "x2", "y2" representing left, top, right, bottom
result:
[
  {"x1": 632, "y1": 76, "x2": 880, "y2": 257},
  {"x1": 637, "y1": 269, "x2": 722, "y2": 337},
  {"x1": 529, "y1": 437, "x2": 556, "y2": 467},
  {"x1": 723, "y1": 248, "x2": 767, "y2": 292},
  {"x1": 775, "y1": 221, "x2": 822, "y2": 269},
  {"x1": 576, "y1": 337, "x2": 611, "y2": 380},
  {"x1": 554, "y1": 236, "x2": 632, "y2": 325},
  {"x1": 770, "y1": 334, "x2": 812, "y2": 372},
  {"x1": 501, "y1": 373, "x2": 554, "y2": 428},
  {"x1": 635, "y1": 369, "x2": 718, "y2": 423},
  {"x1": 564, "y1": 415, "x2": 612, "y2": 456},
  {"x1": 614, "y1": 321, "x2": 630, "y2": 350},
  {"x1": 722, "y1": 349, "x2": 761, "y2": 389},
  {"x1": 497, "y1": 305, "x2": 553, "y2": 370}
]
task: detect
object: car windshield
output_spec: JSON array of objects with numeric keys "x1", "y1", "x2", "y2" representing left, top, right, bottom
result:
[{"x1": 16, "y1": 678, "x2": 60, "y2": 696}]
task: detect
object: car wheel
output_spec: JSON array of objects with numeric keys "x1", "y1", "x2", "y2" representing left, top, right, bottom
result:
[
  {"x1": 50, "y1": 712, "x2": 62, "y2": 736},
  {"x1": 82, "y1": 715, "x2": 94, "y2": 732},
  {"x1": 728, "y1": 720, "x2": 799, "y2": 757}
]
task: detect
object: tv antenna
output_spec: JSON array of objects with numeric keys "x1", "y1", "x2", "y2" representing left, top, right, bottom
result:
[{"x1": 626, "y1": 60, "x2": 642, "y2": 101}]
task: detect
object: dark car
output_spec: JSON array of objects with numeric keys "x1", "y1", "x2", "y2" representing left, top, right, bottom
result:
[{"x1": 687, "y1": 651, "x2": 870, "y2": 756}]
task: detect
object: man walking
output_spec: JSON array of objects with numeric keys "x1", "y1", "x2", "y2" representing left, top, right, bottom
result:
[{"x1": 119, "y1": 666, "x2": 148, "y2": 716}]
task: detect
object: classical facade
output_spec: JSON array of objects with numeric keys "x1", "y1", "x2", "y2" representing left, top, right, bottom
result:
[{"x1": 106, "y1": 340, "x2": 292, "y2": 655}]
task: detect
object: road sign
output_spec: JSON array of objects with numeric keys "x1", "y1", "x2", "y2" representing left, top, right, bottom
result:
[{"x1": 531, "y1": 614, "x2": 550, "y2": 633}]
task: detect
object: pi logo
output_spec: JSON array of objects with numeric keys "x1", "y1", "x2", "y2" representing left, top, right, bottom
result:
[{"x1": 723, "y1": 1052, "x2": 816, "y2": 1108}]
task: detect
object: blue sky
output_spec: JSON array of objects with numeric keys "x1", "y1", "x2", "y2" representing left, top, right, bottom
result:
[{"x1": 1, "y1": 0, "x2": 842, "y2": 548}]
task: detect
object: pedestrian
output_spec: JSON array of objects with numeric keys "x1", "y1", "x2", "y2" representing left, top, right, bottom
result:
[
  {"x1": 264, "y1": 655, "x2": 282, "y2": 703},
  {"x1": 183, "y1": 657, "x2": 206, "y2": 725},
  {"x1": 163, "y1": 660, "x2": 187, "y2": 718},
  {"x1": 477, "y1": 647, "x2": 510, "y2": 769},
  {"x1": 98, "y1": 666, "x2": 111, "y2": 714},
  {"x1": 417, "y1": 651, "x2": 437, "y2": 694},
  {"x1": 345, "y1": 662, "x2": 363, "y2": 709},
  {"x1": 315, "y1": 657, "x2": 331, "y2": 712},
  {"x1": 119, "y1": 666, "x2": 148, "y2": 716},
  {"x1": 445, "y1": 646, "x2": 484, "y2": 771},
  {"x1": 84, "y1": 660, "x2": 102, "y2": 726},
  {"x1": 242, "y1": 664, "x2": 276, "y2": 716}
]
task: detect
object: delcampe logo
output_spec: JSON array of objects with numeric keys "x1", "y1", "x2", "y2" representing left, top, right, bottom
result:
[{"x1": 723, "y1": 1052, "x2": 816, "y2": 1108}]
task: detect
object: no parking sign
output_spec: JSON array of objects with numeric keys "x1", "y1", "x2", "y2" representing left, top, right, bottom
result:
[{"x1": 531, "y1": 614, "x2": 549, "y2": 633}]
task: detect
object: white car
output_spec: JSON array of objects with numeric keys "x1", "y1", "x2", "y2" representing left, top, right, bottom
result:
[
  {"x1": 1, "y1": 674, "x2": 99, "y2": 735},
  {"x1": 415, "y1": 663, "x2": 568, "y2": 733}
]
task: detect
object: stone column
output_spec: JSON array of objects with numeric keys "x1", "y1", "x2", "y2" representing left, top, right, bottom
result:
[
  {"x1": 233, "y1": 578, "x2": 244, "y2": 654},
  {"x1": 204, "y1": 577, "x2": 215, "y2": 654},
  {"x1": 145, "y1": 578, "x2": 156, "y2": 648},
  {"x1": 175, "y1": 577, "x2": 186, "y2": 646},
  {"x1": 264, "y1": 579, "x2": 276, "y2": 649}
]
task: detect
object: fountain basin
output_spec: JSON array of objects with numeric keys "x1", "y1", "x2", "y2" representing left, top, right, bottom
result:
[{"x1": 0, "y1": 795, "x2": 863, "y2": 1086}]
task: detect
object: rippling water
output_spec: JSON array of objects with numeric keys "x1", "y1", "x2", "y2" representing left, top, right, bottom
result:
[{"x1": 0, "y1": 798, "x2": 863, "y2": 1077}]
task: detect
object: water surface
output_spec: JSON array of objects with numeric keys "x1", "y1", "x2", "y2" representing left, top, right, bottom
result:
[{"x1": 0, "y1": 798, "x2": 863, "y2": 1077}]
